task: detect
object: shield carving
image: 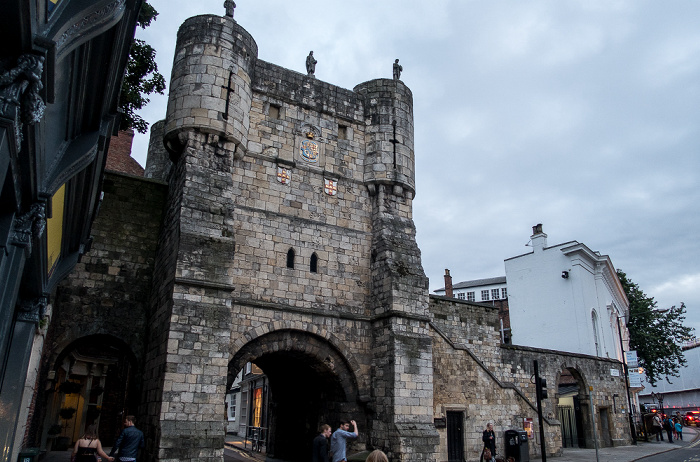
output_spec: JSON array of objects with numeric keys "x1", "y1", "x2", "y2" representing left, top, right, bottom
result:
[
  {"x1": 300, "y1": 139, "x2": 319, "y2": 163},
  {"x1": 277, "y1": 167, "x2": 291, "y2": 184},
  {"x1": 324, "y1": 178, "x2": 337, "y2": 196}
]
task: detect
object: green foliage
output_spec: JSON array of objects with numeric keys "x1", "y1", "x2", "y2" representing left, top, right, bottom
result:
[
  {"x1": 118, "y1": 1, "x2": 166, "y2": 134},
  {"x1": 617, "y1": 269, "x2": 694, "y2": 387}
]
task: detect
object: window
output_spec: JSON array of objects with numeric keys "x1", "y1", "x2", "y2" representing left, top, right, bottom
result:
[
  {"x1": 467, "y1": 292, "x2": 475, "y2": 302},
  {"x1": 269, "y1": 104, "x2": 280, "y2": 119},
  {"x1": 338, "y1": 125, "x2": 348, "y2": 140},
  {"x1": 252, "y1": 387, "x2": 263, "y2": 427},
  {"x1": 481, "y1": 290, "x2": 489, "y2": 301},
  {"x1": 286, "y1": 248, "x2": 295, "y2": 269},
  {"x1": 501, "y1": 288, "x2": 507, "y2": 299},
  {"x1": 457, "y1": 292, "x2": 465, "y2": 300},
  {"x1": 491, "y1": 289, "x2": 500, "y2": 300},
  {"x1": 310, "y1": 253, "x2": 318, "y2": 273},
  {"x1": 592, "y1": 311, "x2": 601, "y2": 356},
  {"x1": 229, "y1": 395, "x2": 236, "y2": 421}
]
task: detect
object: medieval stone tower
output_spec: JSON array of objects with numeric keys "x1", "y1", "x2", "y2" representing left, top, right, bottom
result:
[{"x1": 142, "y1": 11, "x2": 438, "y2": 462}]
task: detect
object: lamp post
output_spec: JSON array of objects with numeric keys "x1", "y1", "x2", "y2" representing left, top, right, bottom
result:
[{"x1": 651, "y1": 392, "x2": 664, "y2": 417}]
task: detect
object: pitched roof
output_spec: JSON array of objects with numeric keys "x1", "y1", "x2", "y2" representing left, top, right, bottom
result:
[{"x1": 435, "y1": 276, "x2": 506, "y2": 293}]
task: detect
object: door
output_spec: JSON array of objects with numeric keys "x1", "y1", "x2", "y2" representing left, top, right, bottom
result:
[{"x1": 446, "y1": 411, "x2": 464, "y2": 462}]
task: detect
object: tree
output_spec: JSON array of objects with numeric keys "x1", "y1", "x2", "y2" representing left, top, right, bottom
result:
[
  {"x1": 118, "y1": 1, "x2": 166, "y2": 134},
  {"x1": 617, "y1": 269, "x2": 694, "y2": 386}
]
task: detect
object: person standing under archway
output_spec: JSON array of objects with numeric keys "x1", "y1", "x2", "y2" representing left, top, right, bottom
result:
[
  {"x1": 313, "y1": 424, "x2": 332, "y2": 462},
  {"x1": 330, "y1": 419, "x2": 358, "y2": 462}
]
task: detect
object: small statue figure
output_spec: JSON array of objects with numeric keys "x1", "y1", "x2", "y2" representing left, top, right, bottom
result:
[
  {"x1": 393, "y1": 59, "x2": 403, "y2": 80},
  {"x1": 306, "y1": 51, "x2": 317, "y2": 77},
  {"x1": 224, "y1": 0, "x2": 236, "y2": 18}
]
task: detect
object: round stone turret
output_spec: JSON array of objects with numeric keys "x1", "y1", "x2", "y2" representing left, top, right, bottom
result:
[
  {"x1": 353, "y1": 79, "x2": 415, "y2": 198},
  {"x1": 164, "y1": 14, "x2": 258, "y2": 158},
  {"x1": 144, "y1": 120, "x2": 171, "y2": 181}
]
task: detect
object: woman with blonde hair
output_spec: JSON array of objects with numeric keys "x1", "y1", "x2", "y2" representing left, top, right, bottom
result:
[
  {"x1": 72, "y1": 427, "x2": 114, "y2": 462},
  {"x1": 366, "y1": 449, "x2": 388, "y2": 462}
]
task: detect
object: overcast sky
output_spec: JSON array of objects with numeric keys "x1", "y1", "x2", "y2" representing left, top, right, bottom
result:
[{"x1": 132, "y1": 0, "x2": 700, "y2": 335}]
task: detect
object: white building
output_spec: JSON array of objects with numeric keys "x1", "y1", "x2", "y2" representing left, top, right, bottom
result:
[
  {"x1": 434, "y1": 275, "x2": 507, "y2": 303},
  {"x1": 505, "y1": 224, "x2": 630, "y2": 360},
  {"x1": 638, "y1": 340, "x2": 700, "y2": 411}
]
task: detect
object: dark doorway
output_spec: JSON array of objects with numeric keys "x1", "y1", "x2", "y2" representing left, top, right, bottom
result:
[
  {"x1": 42, "y1": 335, "x2": 137, "y2": 450},
  {"x1": 599, "y1": 407, "x2": 612, "y2": 447},
  {"x1": 446, "y1": 411, "x2": 464, "y2": 462},
  {"x1": 228, "y1": 331, "x2": 360, "y2": 462}
]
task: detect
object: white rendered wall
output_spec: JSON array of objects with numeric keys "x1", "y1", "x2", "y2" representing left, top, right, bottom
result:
[{"x1": 505, "y1": 242, "x2": 626, "y2": 359}]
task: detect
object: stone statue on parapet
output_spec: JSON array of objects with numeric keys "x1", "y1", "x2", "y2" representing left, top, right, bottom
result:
[
  {"x1": 224, "y1": 0, "x2": 236, "y2": 18},
  {"x1": 393, "y1": 59, "x2": 403, "y2": 80},
  {"x1": 306, "y1": 51, "x2": 317, "y2": 77}
]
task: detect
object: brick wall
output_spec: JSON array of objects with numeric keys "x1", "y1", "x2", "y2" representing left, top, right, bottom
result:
[{"x1": 107, "y1": 130, "x2": 145, "y2": 176}]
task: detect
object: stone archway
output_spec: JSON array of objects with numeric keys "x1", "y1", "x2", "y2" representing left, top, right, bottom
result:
[
  {"x1": 41, "y1": 335, "x2": 138, "y2": 450},
  {"x1": 229, "y1": 329, "x2": 363, "y2": 462},
  {"x1": 556, "y1": 367, "x2": 591, "y2": 449}
]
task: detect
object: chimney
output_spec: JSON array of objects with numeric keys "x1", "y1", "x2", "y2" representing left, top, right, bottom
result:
[
  {"x1": 531, "y1": 223, "x2": 547, "y2": 252},
  {"x1": 444, "y1": 269, "x2": 453, "y2": 298}
]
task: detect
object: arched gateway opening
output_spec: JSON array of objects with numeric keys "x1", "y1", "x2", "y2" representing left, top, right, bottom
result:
[
  {"x1": 228, "y1": 330, "x2": 362, "y2": 462},
  {"x1": 41, "y1": 335, "x2": 137, "y2": 451},
  {"x1": 556, "y1": 367, "x2": 592, "y2": 449}
]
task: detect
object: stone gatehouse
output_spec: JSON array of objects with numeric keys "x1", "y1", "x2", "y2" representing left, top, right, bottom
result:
[{"x1": 31, "y1": 9, "x2": 632, "y2": 462}]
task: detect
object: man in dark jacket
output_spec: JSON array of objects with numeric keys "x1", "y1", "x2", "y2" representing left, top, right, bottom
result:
[
  {"x1": 312, "y1": 424, "x2": 332, "y2": 462},
  {"x1": 110, "y1": 415, "x2": 145, "y2": 461}
]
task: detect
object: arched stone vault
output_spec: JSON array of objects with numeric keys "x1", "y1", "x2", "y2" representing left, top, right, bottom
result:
[{"x1": 228, "y1": 328, "x2": 361, "y2": 403}]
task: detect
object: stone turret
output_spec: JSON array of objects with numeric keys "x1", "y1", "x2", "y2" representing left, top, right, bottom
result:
[
  {"x1": 354, "y1": 78, "x2": 416, "y2": 199},
  {"x1": 144, "y1": 120, "x2": 171, "y2": 181},
  {"x1": 163, "y1": 14, "x2": 258, "y2": 159}
]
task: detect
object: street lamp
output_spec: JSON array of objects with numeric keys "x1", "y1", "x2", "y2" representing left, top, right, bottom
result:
[{"x1": 651, "y1": 392, "x2": 664, "y2": 417}]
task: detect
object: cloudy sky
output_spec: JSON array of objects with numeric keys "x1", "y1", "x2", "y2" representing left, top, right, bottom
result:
[{"x1": 132, "y1": 0, "x2": 700, "y2": 334}]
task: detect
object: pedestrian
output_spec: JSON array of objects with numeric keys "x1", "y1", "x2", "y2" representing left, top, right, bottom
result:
[
  {"x1": 482, "y1": 423, "x2": 496, "y2": 462},
  {"x1": 366, "y1": 449, "x2": 388, "y2": 462},
  {"x1": 675, "y1": 419, "x2": 683, "y2": 441},
  {"x1": 330, "y1": 419, "x2": 358, "y2": 462},
  {"x1": 72, "y1": 427, "x2": 114, "y2": 462},
  {"x1": 664, "y1": 415, "x2": 674, "y2": 443},
  {"x1": 652, "y1": 413, "x2": 663, "y2": 441},
  {"x1": 313, "y1": 424, "x2": 332, "y2": 462},
  {"x1": 109, "y1": 415, "x2": 145, "y2": 461}
]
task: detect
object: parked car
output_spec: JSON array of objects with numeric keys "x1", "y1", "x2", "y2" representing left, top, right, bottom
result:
[{"x1": 684, "y1": 411, "x2": 700, "y2": 426}]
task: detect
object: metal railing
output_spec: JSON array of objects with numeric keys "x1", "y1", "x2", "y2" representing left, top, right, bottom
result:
[{"x1": 245, "y1": 426, "x2": 267, "y2": 453}]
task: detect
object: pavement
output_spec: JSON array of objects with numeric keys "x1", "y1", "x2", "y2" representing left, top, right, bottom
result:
[
  {"x1": 36, "y1": 426, "x2": 699, "y2": 462},
  {"x1": 533, "y1": 426, "x2": 699, "y2": 462}
]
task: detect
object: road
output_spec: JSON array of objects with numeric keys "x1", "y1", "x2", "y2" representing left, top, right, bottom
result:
[{"x1": 640, "y1": 438, "x2": 700, "y2": 462}]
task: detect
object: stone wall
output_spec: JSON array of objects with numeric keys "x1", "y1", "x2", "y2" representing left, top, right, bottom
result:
[
  {"x1": 44, "y1": 172, "x2": 166, "y2": 367},
  {"x1": 429, "y1": 295, "x2": 632, "y2": 461}
]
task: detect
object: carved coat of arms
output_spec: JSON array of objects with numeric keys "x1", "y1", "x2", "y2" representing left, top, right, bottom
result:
[
  {"x1": 299, "y1": 132, "x2": 319, "y2": 163},
  {"x1": 324, "y1": 179, "x2": 337, "y2": 196},
  {"x1": 277, "y1": 167, "x2": 291, "y2": 184}
]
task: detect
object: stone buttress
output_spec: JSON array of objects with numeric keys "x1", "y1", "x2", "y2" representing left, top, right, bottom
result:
[{"x1": 355, "y1": 79, "x2": 439, "y2": 461}]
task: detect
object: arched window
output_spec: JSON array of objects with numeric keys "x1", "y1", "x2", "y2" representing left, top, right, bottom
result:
[
  {"x1": 286, "y1": 248, "x2": 295, "y2": 269},
  {"x1": 591, "y1": 310, "x2": 600, "y2": 356},
  {"x1": 310, "y1": 253, "x2": 318, "y2": 273}
]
